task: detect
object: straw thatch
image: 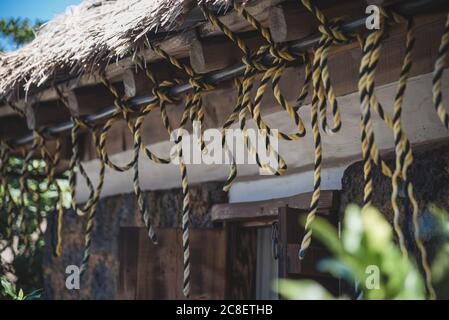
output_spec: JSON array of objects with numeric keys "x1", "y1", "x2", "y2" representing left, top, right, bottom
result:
[{"x1": 0, "y1": 0, "x2": 230, "y2": 102}]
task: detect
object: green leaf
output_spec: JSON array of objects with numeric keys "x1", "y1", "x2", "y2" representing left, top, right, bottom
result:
[
  {"x1": 1, "y1": 278, "x2": 16, "y2": 298},
  {"x1": 318, "y1": 258, "x2": 355, "y2": 283},
  {"x1": 394, "y1": 268, "x2": 426, "y2": 300},
  {"x1": 276, "y1": 279, "x2": 335, "y2": 300},
  {"x1": 342, "y1": 204, "x2": 364, "y2": 254},
  {"x1": 432, "y1": 243, "x2": 449, "y2": 284},
  {"x1": 362, "y1": 206, "x2": 392, "y2": 251},
  {"x1": 17, "y1": 289, "x2": 24, "y2": 300}
]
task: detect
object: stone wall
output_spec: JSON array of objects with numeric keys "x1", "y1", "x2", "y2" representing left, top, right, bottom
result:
[
  {"x1": 42, "y1": 181, "x2": 227, "y2": 300},
  {"x1": 340, "y1": 143, "x2": 449, "y2": 262}
]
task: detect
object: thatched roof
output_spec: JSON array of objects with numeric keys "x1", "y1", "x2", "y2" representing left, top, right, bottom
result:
[{"x1": 0, "y1": 0, "x2": 230, "y2": 102}]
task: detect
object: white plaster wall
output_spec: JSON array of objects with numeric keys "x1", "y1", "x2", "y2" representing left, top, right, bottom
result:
[
  {"x1": 228, "y1": 164, "x2": 349, "y2": 203},
  {"x1": 76, "y1": 71, "x2": 449, "y2": 203}
]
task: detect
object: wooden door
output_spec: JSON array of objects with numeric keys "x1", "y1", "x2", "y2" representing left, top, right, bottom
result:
[
  {"x1": 277, "y1": 206, "x2": 339, "y2": 296},
  {"x1": 118, "y1": 227, "x2": 227, "y2": 299}
]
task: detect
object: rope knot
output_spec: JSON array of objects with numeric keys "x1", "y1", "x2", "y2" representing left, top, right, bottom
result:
[
  {"x1": 33, "y1": 129, "x2": 46, "y2": 145},
  {"x1": 242, "y1": 51, "x2": 268, "y2": 72},
  {"x1": 318, "y1": 18, "x2": 352, "y2": 44},
  {"x1": 72, "y1": 116, "x2": 91, "y2": 130},
  {"x1": 269, "y1": 44, "x2": 304, "y2": 64},
  {"x1": 189, "y1": 75, "x2": 215, "y2": 93},
  {"x1": 113, "y1": 97, "x2": 134, "y2": 115},
  {"x1": 152, "y1": 80, "x2": 179, "y2": 104}
]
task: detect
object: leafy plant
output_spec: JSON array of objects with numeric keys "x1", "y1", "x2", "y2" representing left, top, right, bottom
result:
[
  {"x1": 277, "y1": 204, "x2": 449, "y2": 300},
  {"x1": 0, "y1": 18, "x2": 43, "y2": 51},
  {"x1": 0, "y1": 157, "x2": 69, "y2": 299},
  {"x1": 1, "y1": 277, "x2": 42, "y2": 300}
]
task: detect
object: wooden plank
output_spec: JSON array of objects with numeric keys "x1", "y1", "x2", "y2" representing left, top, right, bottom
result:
[
  {"x1": 278, "y1": 206, "x2": 339, "y2": 280},
  {"x1": 133, "y1": 228, "x2": 227, "y2": 300},
  {"x1": 117, "y1": 227, "x2": 139, "y2": 299},
  {"x1": 189, "y1": 229, "x2": 227, "y2": 300},
  {"x1": 135, "y1": 228, "x2": 181, "y2": 299},
  {"x1": 286, "y1": 244, "x2": 331, "y2": 276},
  {"x1": 211, "y1": 190, "x2": 339, "y2": 222},
  {"x1": 225, "y1": 224, "x2": 257, "y2": 299}
]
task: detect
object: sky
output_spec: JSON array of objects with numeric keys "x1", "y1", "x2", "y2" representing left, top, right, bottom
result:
[
  {"x1": 0, "y1": 0, "x2": 81, "y2": 21},
  {"x1": 0, "y1": 0, "x2": 81, "y2": 51}
]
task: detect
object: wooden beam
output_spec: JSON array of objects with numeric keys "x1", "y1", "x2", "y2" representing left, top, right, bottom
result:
[
  {"x1": 0, "y1": 115, "x2": 71, "y2": 169},
  {"x1": 0, "y1": 0, "x2": 420, "y2": 111},
  {"x1": 189, "y1": 31, "x2": 267, "y2": 74},
  {"x1": 268, "y1": 2, "x2": 316, "y2": 43},
  {"x1": 200, "y1": 0, "x2": 283, "y2": 37},
  {"x1": 268, "y1": 0, "x2": 367, "y2": 43},
  {"x1": 25, "y1": 98, "x2": 71, "y2": 130},
  {"x1": 189, "y1": 35, "x2": 241, "y2": 74},
  {"x1": 74, "y1": 13, "x2": 449, "y2": 162},
  {"x1": 0, "y1": 114, "x2": 29, "y2": 140},
  {"x1": 6, "y1": 9, "x2": 447, "y2": 164},
  {"x1": 211, "y1": 190, "x2": 339, "y2": 222},
  {"x1": 65, "y1": 79, "x2": 128, "y2": 117}
]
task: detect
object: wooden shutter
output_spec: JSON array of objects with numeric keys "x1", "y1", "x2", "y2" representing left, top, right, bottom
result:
[
  {"x1": 118, "y1": 227, "x2": 227, "y2": 299},
  {"x1": 277, "y1": 205, "x2": 340, "y2": 296}
]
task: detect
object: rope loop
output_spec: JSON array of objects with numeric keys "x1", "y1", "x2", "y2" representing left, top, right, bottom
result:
[
  {"x1": 151, "y1": 79, "x2": 182, "y2": 105},
  {"x1": 318, "y1": 18, "x2": 353, "y2": 44}
]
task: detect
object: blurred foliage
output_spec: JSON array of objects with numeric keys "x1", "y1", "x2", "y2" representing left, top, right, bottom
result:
[
  {"x1": 1, "y1": 156, "x2": 69, "y2": 300},
  {"x1": 277, "y1": 204, "x2": 449, "y2": 300},
  {"x1": 0, "y1": 18, "x2": 44, "y2": 51},
  {"x1": 1, "y1": 277, "x2": 43, "y2": 300},
  {"x1": 0, "y1": 14, "x2": 65, "y2": 301}
]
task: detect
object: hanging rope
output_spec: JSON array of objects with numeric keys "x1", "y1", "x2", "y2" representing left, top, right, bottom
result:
[
  {"x1": 1, "y1": 0, "x2": 448, "y2": 300},
  {"x1": 55, "y1": 88, "x2": 106, "y2": 275},
  {"x1": 298, "y1": 0, "x2": 354, "y2": 259},
  {"x1": 395, "y1": 19, "x2": 435, "y2": 299},
  {"x1": 0, "y1": 140, "x2": 14, "y2": 254},
  {"x1": 145, "y1": 43, "x2": 215, "y2": 298},
  {"x1": 433, "y1": 13, "x2": 449, "y2": 129},
  {"x1": 41, "y1": 137, "x2": 64, "y2": 257}
]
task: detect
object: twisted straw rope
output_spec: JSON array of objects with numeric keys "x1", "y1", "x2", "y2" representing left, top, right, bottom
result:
[{"x1": 299, "y1": 0, "x2": 352, "y2": 258}]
